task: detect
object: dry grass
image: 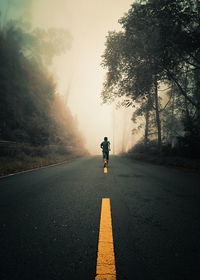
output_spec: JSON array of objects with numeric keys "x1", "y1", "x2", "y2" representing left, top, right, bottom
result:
[
  {"x1": 0, "y1": 144, "x2": 83, "y2": 176},
  {"x1": 0, "y1": 154, "x2": 80, "y2": 176},
  {"x1": 126, "y1": 152, "x2": 200, "y2": 172}
]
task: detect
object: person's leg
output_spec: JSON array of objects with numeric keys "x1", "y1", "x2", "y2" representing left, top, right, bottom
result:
[
  {"x1": 106, "y1": 152, "x2": 109, "y2": 165},
  {"x1": 103, "y1": 152, "x2": 106, "y2": 160},
  {"x1": 103, "y1": 152, "x2": 106, "y2": 167}
]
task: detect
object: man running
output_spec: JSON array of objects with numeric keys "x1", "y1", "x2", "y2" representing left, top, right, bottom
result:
[{"x1": 100, "y1": 137, "x2": 111, "y2": 167}]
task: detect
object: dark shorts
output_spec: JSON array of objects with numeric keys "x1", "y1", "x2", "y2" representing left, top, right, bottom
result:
[{"x1": 103, "y1": 151, "x2": 109, "y2": 160}]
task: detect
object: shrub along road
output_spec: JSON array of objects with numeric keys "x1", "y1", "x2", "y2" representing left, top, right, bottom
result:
[{"x1": 0, "y1": 156, "x2": 199, "y2": 280}]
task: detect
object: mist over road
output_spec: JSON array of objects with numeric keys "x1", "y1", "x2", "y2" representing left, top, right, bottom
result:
[{"x1": 0, "y1": 156, "x2": 200, "y2": 280}]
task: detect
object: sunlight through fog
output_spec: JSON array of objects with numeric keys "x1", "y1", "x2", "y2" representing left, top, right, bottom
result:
[{"x1": 1, "y1": 0, "x2": 136, "y2": 154}]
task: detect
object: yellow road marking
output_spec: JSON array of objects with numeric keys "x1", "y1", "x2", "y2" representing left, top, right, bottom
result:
[
  {"x1": 104, "y1": 167, "x2": 108, "y2": 173},
  {"x1": 95, "y1": 198, "x2": 116, "y2": 280}
]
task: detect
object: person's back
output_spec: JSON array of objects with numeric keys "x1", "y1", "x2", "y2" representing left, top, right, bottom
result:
[
  {"x1": 100, "y1": 137, "x2": 110, "y2": 165},
  {"x1": 101, "y1": 140, "x2": 110, "y2": 152}
]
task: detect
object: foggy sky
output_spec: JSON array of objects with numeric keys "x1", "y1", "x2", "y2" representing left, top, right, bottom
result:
[{"x1": 0, "y1": 0, "x2": 136, "y2": 154}]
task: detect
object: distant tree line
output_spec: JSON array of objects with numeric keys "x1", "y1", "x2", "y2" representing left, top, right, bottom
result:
[
  {"x1": 0, "y1": 20, "x2": 85, "y2": 154},
  {"x1": 102, "y1": 0, "x2": 200, "y2": 157}
]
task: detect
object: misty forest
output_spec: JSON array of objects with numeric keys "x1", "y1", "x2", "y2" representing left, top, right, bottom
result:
[
  {"x1": 1, "y1": 2, "x2": 200, "y2": 280},
  {"x1": 0, "y1": 5, "x2": 87, "y2": 175},
  {"x1": 102, "y1": 0, "x2": 200, "y2": 165},
  {"x1": 1, "y1": 0, "x2": 200, "y2": 175}
]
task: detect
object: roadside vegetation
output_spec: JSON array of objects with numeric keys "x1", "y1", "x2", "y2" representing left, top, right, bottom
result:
[
  {"x1": 0, "y1": 20, "x2": 88, "y2": 176},
  {"x1": 102, "y1": 0, "x2": 200, "y2": 170}
]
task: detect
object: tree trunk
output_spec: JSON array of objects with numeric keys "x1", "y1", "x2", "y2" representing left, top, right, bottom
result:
[
  {"x1": 144, "y1": 95, "x2": 150, "y2": 149},
  {"x1": 194, "y1": 68, "x2": 200, "y2": 123},
  {"x1": 169, "y1": 90, "x2": 175, "y2": 148},
  {"x1": 183, "y1": 75, "x2": 190, "y2": 121},
  {"x1": 154, "y1": 78, "x2": 162, "y2": 153}
]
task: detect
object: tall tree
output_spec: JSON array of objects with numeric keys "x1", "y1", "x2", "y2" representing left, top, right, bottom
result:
[{"x1": 102, "y1": 0, "x2": 200, "y2": 155}]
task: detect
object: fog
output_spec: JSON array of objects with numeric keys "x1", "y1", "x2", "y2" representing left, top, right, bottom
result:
[{"x1": 0, "y1": 0, "x2": 136, "y2": 154}]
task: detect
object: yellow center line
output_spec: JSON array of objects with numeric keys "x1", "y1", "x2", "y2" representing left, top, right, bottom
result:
[{"x1": 95, "y1": 198, "x2": 116, "y2": 280}]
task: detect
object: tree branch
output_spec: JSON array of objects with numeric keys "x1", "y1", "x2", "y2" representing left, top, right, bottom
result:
[
  {"x1": 160, "y1": 90, "x2": 173, "y2": 112},
  {"x1": 166, "y1": 70, "x2": 197, "y2": 108}
]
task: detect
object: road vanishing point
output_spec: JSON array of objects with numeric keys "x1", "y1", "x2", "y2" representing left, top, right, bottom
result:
[{"x1": 0, "y1": 155, "x2": 200, "y2": 280}]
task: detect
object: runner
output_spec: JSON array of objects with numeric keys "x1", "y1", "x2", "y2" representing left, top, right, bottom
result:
[{"x1": 100, "y1": 137, "x2": 111, "y2": 167}]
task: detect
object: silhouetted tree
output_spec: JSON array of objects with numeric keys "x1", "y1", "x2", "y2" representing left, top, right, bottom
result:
[{"x1": 102, "y1": 0, "x2": 200, "y2": 157}]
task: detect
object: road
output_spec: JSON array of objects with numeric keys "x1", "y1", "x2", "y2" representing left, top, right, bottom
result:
[{"x1": 0, "y1": 156, "x2": 200, "y2": 280}]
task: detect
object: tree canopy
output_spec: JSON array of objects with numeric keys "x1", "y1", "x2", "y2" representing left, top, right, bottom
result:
[{"x1": 102, "y1": 0, "x2": 200, "y2": 157}]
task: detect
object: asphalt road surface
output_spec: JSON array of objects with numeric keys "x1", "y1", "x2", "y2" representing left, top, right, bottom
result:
[{"x1": 0, "y1": 156, "x2": 200, "y2": 280}]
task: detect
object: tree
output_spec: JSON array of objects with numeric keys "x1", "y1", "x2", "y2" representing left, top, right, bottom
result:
[
  {"x1": 102, "y1": 13, "x2": 163, "y2": 150},
  {"x1": 102, "y1": 0, "x2": 200, "y2": 155},
  {"x1": 0, "y1": 21, "x2": 86, "y2": 155}
]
